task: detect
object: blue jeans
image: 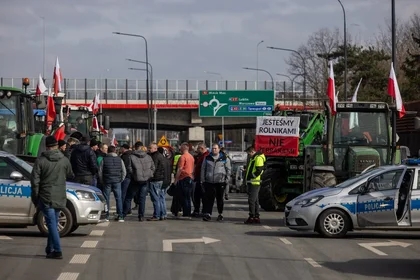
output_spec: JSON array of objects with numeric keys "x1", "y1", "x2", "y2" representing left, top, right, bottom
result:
[
  {"x1": 103, "y1": 182, "x2": 123, "y2": 218},
  {"x1": 149, "y1": 181, "x2": 162, "y2": 218},
  {"x1": 160, "y1": 185, "x2": 168, "y2": 218},
  {"x1": 123, "y1": 182, "x2": 148, "y2": 218},
  {"x1": 179, "y1": 177, "x2": 193, "y2": 217},
  {"x1": 39, "y1": 203, "x2": 61, "y2": 254},
  {"x1": 121, "y1": 177, "x2": 131, "y2": 203}
]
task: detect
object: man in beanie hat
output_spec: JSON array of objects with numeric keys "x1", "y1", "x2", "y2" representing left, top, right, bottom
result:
[
  {"x1": 70, "y1": 136, "x2": 98, "y2": 185},
  {"x1": 31, "y1": 136, "x2": 74, "y2": 259},
  {"x1": 58, "y1": 140, "x2": 67, "y2": 154}
]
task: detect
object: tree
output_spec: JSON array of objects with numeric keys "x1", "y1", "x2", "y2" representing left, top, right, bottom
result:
[{"x1": 401, "y1": 35, "x2": 420, "y2": 101}]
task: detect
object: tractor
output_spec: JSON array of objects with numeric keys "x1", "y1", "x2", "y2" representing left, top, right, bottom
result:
[
  {"x1": 303, "y1": 101, "x2": 415, "y2": 191},
  {"x1": 258, "y1": 108, "x2": 326, "y2": 211}
]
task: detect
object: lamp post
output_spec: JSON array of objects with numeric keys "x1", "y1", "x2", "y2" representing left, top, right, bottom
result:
[
  {"x1": 276, "y1": 73, "x2": 301, "y2": 105},
  {"x1": 336, "y1": 0, "x2": 348, "y2": 100},
  {"x1": 113, "y1": 32, "x2": 151, "y2": 143},
  {"x1": 242, "y1": 67, "x2": 274, "y2": 90},
  {"x1": 40, "y1": 16, "x2": 45, "y2": 79},
  {"x1": 99, "y1": 68, "x2": 110, "y2": 130},
  {"x1": 204, "y1": 70, "x2": 225, "y2": 147},
  {"x1": 391, "y1": 0, "x2": 396, "y2": 70},
  {"x1": 256, "y1": 40, "x2": 264, "y2": 87},
  {"x1": 267, "y1": 46, "x2": 306, "y2": 109}
]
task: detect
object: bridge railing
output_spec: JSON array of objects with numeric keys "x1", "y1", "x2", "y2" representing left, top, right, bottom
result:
[{"x1": 0, "y1": 77, "x2": 325, "y2": 106}]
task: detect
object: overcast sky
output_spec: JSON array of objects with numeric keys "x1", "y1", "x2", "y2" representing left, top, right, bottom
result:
[{"x1": 1, "y1": 0, "x2": 419, "y2": 83}]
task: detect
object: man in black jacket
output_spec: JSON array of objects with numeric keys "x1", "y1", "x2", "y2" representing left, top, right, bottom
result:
[
  {"x1": 70, "y1": 136, "x2": 98, "y2": 185},
  {"x1": 158, "y1": 147, "x2": 172, "y2": 220},
  {"x1": 120, "y1": 144, "x2": 133, "y2": 209},
  {"x1": 31, "y1": 136, "x2": 74, "y2": 259},
  {"x1": 148, "y1": 143, "x2": 165, "y2": 221}
]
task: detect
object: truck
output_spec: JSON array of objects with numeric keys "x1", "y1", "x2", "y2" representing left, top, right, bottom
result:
[{"x1": 258, "y1": 108, "x2": 326, "y2": 211}]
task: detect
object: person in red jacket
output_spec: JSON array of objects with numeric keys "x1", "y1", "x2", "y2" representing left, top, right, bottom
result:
[{"x1": 192, "y1": 142, "x2": 209, "y2": 217}]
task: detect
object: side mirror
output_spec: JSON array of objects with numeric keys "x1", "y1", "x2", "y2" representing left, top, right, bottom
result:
[
  {"x1": 104, "y1": 116, "x2": 110, "y2": 130},
  {"x1": 359, "y1": 183, "x2": 368, "y2": 194},
  {"x1": 10, "y1": 171, "x2": 23, "y2": 181}
]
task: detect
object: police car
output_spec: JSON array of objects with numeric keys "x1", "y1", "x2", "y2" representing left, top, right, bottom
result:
[
  {"x1": 285, "y1": 161, "x2": 420, "y2": 238},
  {"x1": 0, "y1": 152, "x2": 105, "y2": 236}
]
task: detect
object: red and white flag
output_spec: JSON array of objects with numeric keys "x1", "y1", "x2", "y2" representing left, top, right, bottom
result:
[
  {"x1": 388, "y1": 63, "x2": 406, "y2": 119},
  {"x1": 100, "y1": 125, "x2": 108, "y2": 135},
  {"x1": 111, "y1": 134, "x2": 118, "y2": 146},
  {"x1": 351, "y1": 78, "x2": 363, "y2": 102},
  {"x1": 327, "y1": 61, "x2": 337, "y2": 115},
  {"x1": 92, "y1": 115, "x2": 99, "y2": 131},
  {"x1": 53, "y1": 57, "x2": 63, "y2": 96},
  {"x1": 36, "y1": 74, "x2": 47, "y2": 96},
  {"x1": 89, "y1": 93, "x2": 100, "y2": 115},
  {"x1": 46, "y1": 88, "x2": 56, "y2": 134}
]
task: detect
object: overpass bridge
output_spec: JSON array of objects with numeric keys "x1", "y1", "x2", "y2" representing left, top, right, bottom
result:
[{"x1": 1, "y1": 77, "x2": 325, "y2": 130}]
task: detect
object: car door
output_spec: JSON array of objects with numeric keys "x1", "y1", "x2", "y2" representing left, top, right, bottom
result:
[
  {"x1": 409, "y1": 168, "x2": 420, "y2": 226},
  {"x1": 0, "y1": 157, "x2": 32, "y2": 222},
  {"x1": 357, "y1": 167, "x2": 405, "y2": 227}
]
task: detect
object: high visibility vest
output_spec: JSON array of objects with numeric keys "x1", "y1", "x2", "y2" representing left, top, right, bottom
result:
[
  {"x1": 173, "y1": 154, "x2": 181, "y2": 174},
  {"x1": 246, "y1": 153, "x2": 266, "y2": 185}
]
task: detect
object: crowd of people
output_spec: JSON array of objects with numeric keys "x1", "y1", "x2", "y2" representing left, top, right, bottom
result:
[{"x1": 30, "y1": 135, "x2": 266, "y2": 259}]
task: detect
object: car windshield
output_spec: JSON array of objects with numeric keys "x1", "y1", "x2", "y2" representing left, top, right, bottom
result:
[
  {"x1": 333, "y1": 167, "x2": 389, "y2": 189},
  {"x1": 10, "y1": 155, "x2": 33, "y2": 173}
]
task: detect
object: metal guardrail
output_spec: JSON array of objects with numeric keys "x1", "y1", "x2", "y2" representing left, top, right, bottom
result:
[{"x1": 0, "y1": 77, "x2": 325, "y2": 105}]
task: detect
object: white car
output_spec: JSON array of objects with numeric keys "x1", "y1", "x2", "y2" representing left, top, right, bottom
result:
[{"x1": 0, "y1": 152, "x2": 105, "y2": 236}]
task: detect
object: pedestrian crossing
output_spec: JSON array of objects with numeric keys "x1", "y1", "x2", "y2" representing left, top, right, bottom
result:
[{"x1": 0, "y1": 235, "x2": 12, "y2": 240}]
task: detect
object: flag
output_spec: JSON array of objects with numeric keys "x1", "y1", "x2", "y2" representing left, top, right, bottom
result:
[
  {"x1": 89, "y1": 93, "x2": 100, "y2": 115},
  {"x1": 100, "y1": 125, "x2": 108, "y2": 135},
  {"x1": 111, "y1": 134, "x2": 117, "y2": 146},
  {"x1": 327, "y1": 61, "x2": 337, "y2": 115},
  {"x1": 54, "y1": 124, "x2": 66, "y2": 141},
  {"x1": 53, "y1": 57, "x2": 63, "y2": 96},
  {"x1": 36, "y1": 74, "x2": 47, "y2": 96},
  {"x1": 46, "y1": 88, "x2": 56, "y2": 134},
  {"x1": 388, "y1": 63, "x2": 406, "y2": 119},
  {"x1": 92, "y1": 116, "x2": 99, "y2": 131},
  {"x1": 352, "y1": 78, "x2": 363, "y2": 102}
]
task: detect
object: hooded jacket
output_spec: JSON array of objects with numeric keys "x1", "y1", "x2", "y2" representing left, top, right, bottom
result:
[
  {"x1": 129, "y1": 150, "x2": 155, "y2": 183},
  {"x1": 31, "y1": 149, "x2": 74, "y2": 209},
  {"x1": 150, "y1": 151, "x2": 165, "y2": 182},
  {"x1": 194, "y1": 151, "x2": 209, "y2": 182},
  {"x1": 200, "y1": 152, "x2": 231, "y2": 185},
  {"x1": 70, "y1": 144, "x2": 98, "y2": 176}
]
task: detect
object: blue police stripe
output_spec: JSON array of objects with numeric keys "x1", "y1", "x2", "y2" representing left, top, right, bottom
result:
[{"x1": 0, "y1": 184, "x2": 31, "y2": 198}]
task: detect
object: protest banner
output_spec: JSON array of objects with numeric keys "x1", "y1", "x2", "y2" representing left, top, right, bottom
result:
[{"x1": 255, "y1": 116, "x2": 300, "y2": 156}]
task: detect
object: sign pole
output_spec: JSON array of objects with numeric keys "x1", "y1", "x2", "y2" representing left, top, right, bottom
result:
[{"x1": 221, "y1": 117, "x2": 224, "y2": 148}]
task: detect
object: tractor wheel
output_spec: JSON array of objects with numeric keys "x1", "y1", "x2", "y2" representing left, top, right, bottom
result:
[
  {"x1": 259, "y1": 167, "x2": 286, "y2": 211},
  {"x1": 311, "y1": 172, "x2": 337, "y2": 190}
]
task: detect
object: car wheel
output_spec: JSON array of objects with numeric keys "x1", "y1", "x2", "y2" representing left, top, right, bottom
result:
[
  {"x1": 37, "y1": 207, "x2": 74, "y2": 237},
  {"x1": 318, "y1": 209, "x2": 349, "y2": 238}
]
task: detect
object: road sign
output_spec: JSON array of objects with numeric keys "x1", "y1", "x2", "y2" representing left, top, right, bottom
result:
[
  {"x1": 199, "y1": 90, "x2": 274, "y2": 117},
  {"x1": 158, "y1": 135, "x2": 169, "y2": 147},
  {"x1": 162, "y1": 237, "x2": 220, "y2": 252}
]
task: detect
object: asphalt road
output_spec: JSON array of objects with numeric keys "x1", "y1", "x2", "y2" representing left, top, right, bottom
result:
[{"x1": 1, "y1": 193, "x2": 420, "y2": 280}]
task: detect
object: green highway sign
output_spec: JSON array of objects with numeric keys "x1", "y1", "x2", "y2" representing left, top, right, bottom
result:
[{"x1": 199, "y1": 90, "x2": 275, "y2": 117}]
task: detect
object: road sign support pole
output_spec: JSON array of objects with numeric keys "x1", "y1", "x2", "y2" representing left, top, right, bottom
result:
[{"x1": 221, "y1": 117, "x2": 224, "y2": 148}]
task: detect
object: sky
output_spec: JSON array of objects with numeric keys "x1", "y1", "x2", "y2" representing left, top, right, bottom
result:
[{"x1": 1, "y1": 0, "x2": 419, "y2": 83}]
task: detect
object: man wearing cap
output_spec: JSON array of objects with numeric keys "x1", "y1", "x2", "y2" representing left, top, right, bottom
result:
[
  {"x1": 58, "y1": 140, "x2": 67, "y2": 155},
  {"x1": 31, "y1": 136, "x2": 74, "y2": 259},
  {"x1": 70, "y1": 136, "x2": 98, "y2": 185}
]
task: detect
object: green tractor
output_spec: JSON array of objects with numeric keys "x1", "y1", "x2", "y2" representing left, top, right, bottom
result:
[
  {"x1": 303, "y1": 101, "x2": 412, "y2": 190},
  {"x1": 259, "y1": 109, "x2": 326, "y2": 211}
]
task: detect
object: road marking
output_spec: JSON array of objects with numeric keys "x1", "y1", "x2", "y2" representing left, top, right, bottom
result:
[
  {"x1": 57, "y1": 272, "x2": 79, "y2": 280},
  {"x1": 163, "y1": 237, "x2": 220, "y2": 252},
  {"x1": 0, "y1": 236, "x2": 12, "y2": 240},
  {"x1": 358, "y1": 240, "x2": 412, "y2": 256},
  {"x1": 279, "y1": 238, "x2": 292, "y2": 245},
  {"x1": 89, "y1": 230, "x2": 104, "y2": 236},
  {"x1": 304, "y1": 258, "x2": 322, "y2": 268},
  {"x1": 96, "y1": 221, "x2": 110, "y2": 227},
  {"x1": 69, "y1": 254, "x2": 90, "y2": 264},
  {"x1": 262, "y1": 225, "x2": 272, "y2": 229},
  {"x1": 238, "y1": 208, "x2": 244, "y2": 211},
  {"x1": 81, "y1": 241, "x2": 98, "y2": 248}
]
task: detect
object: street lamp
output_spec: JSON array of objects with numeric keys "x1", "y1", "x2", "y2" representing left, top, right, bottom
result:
[
  {"x1": 267, "y1": 46, "x2": 306, "y2": 109},
  {"x1": 256, "y1": 40, "x2": 264, "y2": 86},
  {"x1": 242, "y1": 67, "x2": 274, "y2": 90},
  {"x1": 99, "y1": 68, "x2": 110, "y2": 130},
  {"x1": 276, "y1": 73, "x2": 301, "y2": 105},
  {"x1": 336, "y1": 0, "x2": 348, "y2": 100},
  {"x1": 113, "y1": 31, "x2": 152, "y2": 143},
  {"x1": 204, "y1": 70, "x2": 225, "y2": 147}
]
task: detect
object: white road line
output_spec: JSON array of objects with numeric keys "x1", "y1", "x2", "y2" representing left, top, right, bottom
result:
[
  {"x1": 262, "y1": 225, "x2": 272, "y2": 230},
  {"x1": 57, "y1": 272, "x2": 79, "y2": 280},
  {"x1": 304, "y1": 258, "x2": 322, "y2": 268},
  {"x1": 279, "y1": 238, "x2": 292, "y2": 245},
  {"x1": 81, "y1": 241, "x2": 98, "y2": 248},
  {"x1": 96, "y1": 221, "x2": 110, "y2": 227},
  {"x1": 238, "y1": 208, "x2": 244, "y2": 211},
  {"x1": 0, "y1": 236, "x2": 12, "y2": 240},
  {"x1": 89, "y1": 230, "x2": 104, "y2": 237},
  {"x1": 69, "y1": 254, "x2": 90, "y2": 264}
]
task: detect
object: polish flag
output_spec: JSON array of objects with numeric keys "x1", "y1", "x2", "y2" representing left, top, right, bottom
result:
[
  {"x1": 100, "y1": 125, "x2": 108, "y2": 135},
  {"x1": 92, "y1": 116, "x2": 99, "y2": 131},
  {"x1": 36, "y1": 74, "x2": 47, "y2": 96},
  {"x1": 89, "y1": 93, "x2": 100, "y2": 115},
  {"x1": 46, "y1": 88, "x2": 56, "y2": 134},
  {"x1": 53, "y1": 57, "x2": 63, "y2": 96},
  {"x1": 54, "y1": 124, "x2": 66, "y2": 141},
  {"x1": 351, "y1": 78, "x2": 363, "y2": 102},
  {"x1": 388, "y1": 63, "x2": 406, "y2": 119},
  {"x1": 327, "y1": 61, "x2": 337, "y2": 115},
  {"x1": 111, "y1": 134, "x2": 118, "y2": 146}
]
